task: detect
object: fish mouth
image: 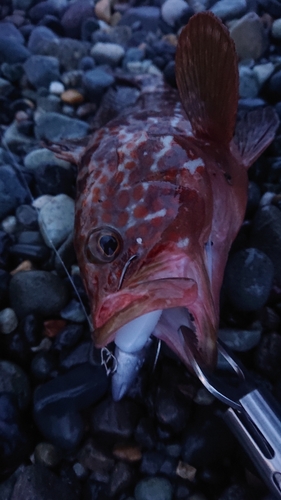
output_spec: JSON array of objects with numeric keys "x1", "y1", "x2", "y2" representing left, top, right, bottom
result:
[{"x1": 93, "y1": 277, "x2": 217, "y2": 370}]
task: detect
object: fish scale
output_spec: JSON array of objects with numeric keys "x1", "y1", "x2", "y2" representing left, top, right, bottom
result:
[{"x1": 51, "y1": 12, "x2": 279, "y2": 399}]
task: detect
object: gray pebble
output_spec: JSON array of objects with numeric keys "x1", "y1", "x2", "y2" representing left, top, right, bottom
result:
[
  {"x1": 82, "y1": 68, "x2": 115, "y2": 97},
  {"x1": 210, "y1": 0, "x2": 247, "y2": 21},
  {"x1": 38, "y1": 194, "x2": 74, "y2": 248},
  {"x1": 0, "y1": 37, "x2": 30, "y2": 64},
  {"x1": 0, "y1": 308, "x2": 18, "y2": 334},
  {"x1": 161, "y1": 0, "x2": 190, "y2": 27},
  {"x1": 230, "y1": 12, "x2": 268, "y2": 61},
  {"x1": 135, "y1": 477, "x2": 173, "y2": 500},
  {"x1": 91, "y1": 42, "x2": 125, "y2": 67},
  {"x1": 23, "y1": 55, "x2": 61, "y2": 89},
  {"x1": 27, "y1": 26, "x2": 58, "y2": 55},
  {"x1": 0, "y1": 360, "x2": 30, "y2": 410},
  {"x1": 24, "y1": 148, "x2": 71, "y2": 171},
  {"x1": 35, "y1": 112, "x2": 89, "y2": 141},
  {"x1": 73, "y1": 462, "x2": 87, "y2": 479},
  {"x1": 34, "y1": 442, "x2": 61, "y2": 468},
  {"x1": 9, "y1": 270, "x2": 69, "y2": 319},
  {"x1": 239, "y1": 66, "x2": 259, "y2": 98},
  {"x1": 218, "y1": 322, "x2": 262, "y2": 352},
  {"x1": 253, "y1": 62, "x2": 275, "y2": 87},
  {"x1": 272, "y1": 18, "x2": 281, "y2": 39},
  {"x1": 3, "y1": 121, "x2": 36, "y2": 153},
  {"x1": 224, "y1": 248, "x2": 274, "y2": 311},
  {"x1": 1, "y1": 215, "x2": 18, "y2": 234}
]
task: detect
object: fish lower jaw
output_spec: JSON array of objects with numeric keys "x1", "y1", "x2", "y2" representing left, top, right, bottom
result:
[{"x1": 112, "y1": 306, "x2": 196, "y2": 401}]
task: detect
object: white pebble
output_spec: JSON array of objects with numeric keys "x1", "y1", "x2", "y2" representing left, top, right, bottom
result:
[
  {"x1": 272, "y1": 18, "x2": 281, "y2": 39},
  {"x1": 49, "y1": 81, "x2": 65, "y2": 95},
  {"x1": 0, "y1": 308, "x2": 18, "y2": 334},
  {"x1": 259, "y1": 192, "x2": 275, "y2": 207},
  {"x1": 1, "y1": 215, "x2": 17, "y2": 234},
  {"x1": 32, "y1": 195, "x2": 53, "y2": 210}
]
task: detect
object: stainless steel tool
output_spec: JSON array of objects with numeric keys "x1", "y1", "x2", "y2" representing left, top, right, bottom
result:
[{"x1": 179, "y1": 325, "x2": 281, "y2": 499}]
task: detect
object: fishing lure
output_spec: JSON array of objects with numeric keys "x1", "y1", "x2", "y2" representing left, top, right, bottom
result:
[{"x1": 53, "y1": 12, "x2": 279, "y2": 400}]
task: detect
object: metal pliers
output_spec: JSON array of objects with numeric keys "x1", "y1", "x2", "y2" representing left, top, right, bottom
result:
[{"x1": 179, "y1": 326, "x2": 281, "y2": 499}]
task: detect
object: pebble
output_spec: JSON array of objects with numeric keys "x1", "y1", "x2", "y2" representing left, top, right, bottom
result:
[
  {"x1": 11, "y1": 465, "x2": 79, "y2": 500},
  {"x1": 250, "y1": 205, "x2": 281, "y2": 286},
  {"x1": 34, "y1": 442, "x2": 61, "y2": 468},
  {"x1": 155, "y1": 388, "x2": 190, "y2": 433},
  {"x1": 265, "y1": 70, "x2": 281, "y2": 102},
  {"x1": 91, "y1": 42, "x2": 125, "y2": 67},
  {"x1": 34, "y1": 111, "x2": 89, "y2": 141},
  {"x1": 38, "y1": 193, "x2": 74, "y2": 248},
  {"x1": 60, "y1": 299, "x2": 86, "y2": 323},
  {"x1": 95, "y1": 0, "x2": 111, "y2": 23},
  {"x1": 9, "y1": 270, "x2": 69, "y2": 318},
  {"x1": 79, "y1": 439, "x2": 114, "y2": 479},
  {"x1": 43, "y1": 319, "x2": 66, "y2": 338},
  {"x1": 0, "y1": 360, "x2": 31, "y2": 410},
  {"x1": 135, "y1": 477, "x2": 173, "y2": 500},
  {"x1": 82, "y1": 68, "x2": 115, "y2": 98},
  {"x1": 0, "y1": 22, "x2": 25, "y2": 44},
  {"x1": 1, "y1": 215, "x2": 18, "y2": 234},
  {"x1": 49, "y1": 81, "x2": 65, "y2": 95},
  {"x1": 27, "y1": 25, "x2": 58, "y2": 54},
  {"x1": 34, "y1": 363, "x2": 108, "y2": 414},
  {"x1": 272, "y1": 18, "x2": 281, "y2": 38},
  {"x1": 113, "y1": 442, "x2": 142, "y2": 462},
  {"x1": 224, "y1": 248, "x2": 274, "y2": 311},
  {"x1": 24, "y1": 148, "x2": 71, "y2": 171},
  {"x1": 218, "y1": 323, "x2": 262, "y2": 351},
  {"x1": 140, "y1": 450, "x2": 165, "y2": 475},
  {"x1": 239, "y1": 66, "x2": 259, "y2": 98},
  {"x1": 0, "y1": 308, "x2": 18, "y2": 334},
  {"x1": 0, "y1": 37, "x2": 30, "y2": 64},
  {"x1": 61, "y1": 89, "x2": 84, "y2": 104},
  {"x1": 210, "y1": 0, "x2": 247, "y2": 21},
  {"x1": 255, "y1": 332, "x2": 281, "y2": 381},
  {"x1": 134, "y1": 417, "x2": 157, "y2": 450},
  {"x1": 61, "y1": 0, "x2": 95, "y2": 39},
  {"x1": 0, "y1": 393, "x2": 31, "y2": 475},
  {"x1": 230, "y1": 12, "x2": 268, "y2": 61},
  {"x1": 34, "y1": 164, "x2": 75, "y2": 197},
  {"x1": 59, "y1": 341, "x2": 91, "y2": 370},
  {"x1": 23, "y1": 55, "x2": 61, "y2": 89},
  {"x1": 161, "y1": 0, "x2": 191, "y2": 27},
  {"x1": 73, "y1": 462, "x2": 87, "y2": 479},
  {"x1": 0, "y1": 165, "x2": 30, "y2": 220},
  {"x1": 252, "y1": 62, "x2": 275, "y2": 87},
  {"x1": 108, "y1": 461, "x2": 135, "y2": 497},
  {"x1": 16, "y1": 205, "x2": 38, "y2": 230},
  {"x1": 91, "y1": 397, "x2": 140, "y2": 440},
  {"x1": 31, "y1": 351, "x2": 58, "y2": 382}
]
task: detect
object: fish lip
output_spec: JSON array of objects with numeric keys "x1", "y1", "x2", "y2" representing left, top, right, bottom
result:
[{"x1": 93, "y1": 277, "x2": 198, "y2": 348}]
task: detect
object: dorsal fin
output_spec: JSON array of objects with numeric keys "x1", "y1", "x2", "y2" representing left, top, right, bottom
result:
[
  {"x1": 175, "y1": 12, "x2": 239, "y2": 145},
  {"x1": 44, "y1": 137, "x2": 89, "y2": 165},
  {"x1": 232, "y1": 107, "x2": 279, "y2": 169}
]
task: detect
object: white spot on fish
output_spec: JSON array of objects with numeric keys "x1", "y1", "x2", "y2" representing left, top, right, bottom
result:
[
  {"x1": 136, "y1": 237, "x2": 143, "y2": 244},
  {"x1": 177, "y1": 237, "x2": 189, "y2": 248},
  {"x1": 183, "y1": 158, "x2": 205, "y2": 174},
  {"x1": 145, "y1": 208, "x2": 167, "y2": 221},
  {"x1": 151, "y1": 135, "x2": 173, "y2": 172}
]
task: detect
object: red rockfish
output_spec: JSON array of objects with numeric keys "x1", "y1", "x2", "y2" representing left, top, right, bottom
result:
[{"x1": 53, "y1": 12, "x2": 278, "y2": 399}]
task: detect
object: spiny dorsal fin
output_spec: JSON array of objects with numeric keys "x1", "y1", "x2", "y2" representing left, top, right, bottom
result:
[
  {"x1": 175, "y1": 12, "x2": 239, "y2": 145},
  {"x1": 232, "y1": 107, "x2": 279, "y2": 169}
]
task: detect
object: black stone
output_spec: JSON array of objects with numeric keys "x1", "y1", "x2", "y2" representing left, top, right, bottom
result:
[
  {"x1": 34, "y1": 363, "x2": 109, "y2": 414},
  {"x1": 17, "y1": 231, "x2": 44, "y2": 245},
  {"x1": 0, "y1": 37, "x2": 30, "y2": 64},
  {"x1": 0, "y1": 165, "x2": 30, "y2": 220},
  {"x1": 91, "y1": 397, "x2": 140, "y2": 441},
  {"x1": 81, "y1": 18, "x2": 99, "y2": 42},
  {"x1": 33, "y1": 164, "x2": 76, "y2": 197},
  {"x1": 31, "y1": 351, "x2": 58, "y2": 382},
  {"x1": 9, "y1": 270, "x2": 69, "y2": 319},
  {"x1": 163, "y1": 60, "x2": 176, "y2": 88},
  {"x1": 245, "y1": 181, "x2": 261, "y2": 218},
  {"x1": 0, "y1": 231, "x2": 12, "y2": 268},
  {"x1": 224, "y1": 248, "x2": 274, "y2": 311},
  {"x1": 20, "y1": 314, "x2": 43, "y2": 347},
  {"x1": 11, "y1": 464, "x2": 79, "y2": 500},
  {"x1": 134, "y1": 417, "x2": 157, "y2": 450},
  {"x1": 258, "y1": 0, "x2": 281, "y2": 18},
  {"x1": 255, "y1": 332, "x2": 281, "y2": 382},
  {"x1": 107, "y1": 461, "x2": 135, "y2": 497},
  {"x1": 140, "y1": 450, "x2": 165, "y2": 475},
  {"x1": 53, "y1": 323, "x2": 84, "y2": 351},
  {"x1": 0, "y1": 269, "x2": 10, "y2": 304},
  {"x1": 2, "y1": 330, "x2": 32, "y2": 369},
  {"x1": 28, "y1": 1, "x2": 57, "y2": 23},
  {"x1": 59, "y1": 341, "x2": 91, "y2": 370},
  {"x1": 34, "y1": 408, "x2": 84, "y2": 451},
  {"x1": 155, "y1": 388, "x2": 190, "y2": 433}
]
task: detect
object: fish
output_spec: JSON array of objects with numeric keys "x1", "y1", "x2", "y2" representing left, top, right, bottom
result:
[{"x1": 52, "y1": 12, "x2": 279, "y2": 400}]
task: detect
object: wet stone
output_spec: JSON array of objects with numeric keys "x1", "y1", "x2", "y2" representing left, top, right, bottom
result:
[
  {"x1": 82, "y1": 68, "x2": 115, "y2": 99},
  {"x1": 223, "y1": 248, "x2": 274, "y2": 311},
  {"x1": 23, "y1": 55, "x2": 60, "y2": 89},
  {"x1": 35, "y1": 111, "x2": 89, "y2": 141},
  {"x1": 9, "y1": 270, "x2": 69, "y2": 319},
  {"x1": 34, "y1": 407, "x2": 84, "y2": 451},
  {"x1": 230, "y1": 12, "x2": 268, "y2": 60},
  {"x1": 59, "y1": 341, "x2": 91, "y2": 370},
  {"x1": 108, "y1": 461, "x2": 135, "y2": 497},
  {"x1": 155, "y1": 388, "x2": 190, "y2": 433},
  {"x1": 16, "y1": 204, "x2": 38, "y2": 230},
  {"x1": 0, "y1": 165, "x2": 30, "y2": 220},
  {"x1": 0, "y1": 308, "x2": 18, "y2": 334},
  {"x1": 11, "y1": 464, "x2": 79, "y2": 500},
  {"x1": 91, "y1": 42, "x2": 125, "y2": 67},
  {"x1": 34, "y1": 363, "x2": 109, "y2": 414},
  {"x1": 134, "y1": 477, "x2": 173, "y2": 500},
  {"x1": 0, "y1": 360, "x2": 30, "y2": 410},
  {"x1": 60, "y1": 299, "x2": 86, "y2": 323},
  {"x1": 38, "y1": 194, "x2": 75, "y2": 249},
  {"x1": 210, "y1": 0, "x2": 247, "y2": 20},
  {"x1": 0, "y1": 37, "x2": 30, "y2": 64},
  {"x1": 218, "y1": 323, "x2": 262, "y2": 352},
  {"x1": 31, "y1": 351, "x2": 58, "y2": 382},
  {"x1": 79, "y1": 439, "x2": 115, "y2": 482},
  {"x1": 255, "y1": 332, "x2": 281, "y2": 381},
  {"x1": 91, "y1": 397, "x2": 140, "y2": 441},
  {"x1": 34, "y1": 442, "x2": 61, "y2": 468},
  {"x1": 0, "y1": 393, "x2": 31, "y2": 476},
  {"x1": 24, "y1": 147, "x2": 71, "y2": 171}
]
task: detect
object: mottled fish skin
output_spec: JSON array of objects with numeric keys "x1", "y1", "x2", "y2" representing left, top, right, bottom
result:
[{"x1": 53, "y1": 13, "x2": 279, "y2": 371}]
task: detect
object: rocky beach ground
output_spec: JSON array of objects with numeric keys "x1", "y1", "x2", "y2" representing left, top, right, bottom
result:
[{"x1": 1, "y1": 0, "x2": 281, "y2": 499}]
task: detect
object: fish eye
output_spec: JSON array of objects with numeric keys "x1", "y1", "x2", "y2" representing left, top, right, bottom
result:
[{"x1": 86, "y1": 227, "x2": 122, "y2": 264}]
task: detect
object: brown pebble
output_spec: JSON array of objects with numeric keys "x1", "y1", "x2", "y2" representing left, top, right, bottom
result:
[
  {"x1": 162, "y1": 34, "x2": 178, "y2": 46},
  {"x1": 61, "y1": 89, "x2": 84, "y2": 105},
  {"x1": 113, "y1": 442, "x2": 142, "y2": 462},
  {"x1": 43, "y1": 319, "x2": 67, "y2": 338},
  {"x1": 10, "y1": 260, "x2": 33, "y2": 275},
  {"x1": 95, "y1": 0, "x2": 111, "y2": 23},
  {"x1": 176, "y1": 460, "x2": 196, "y2": 481}
]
